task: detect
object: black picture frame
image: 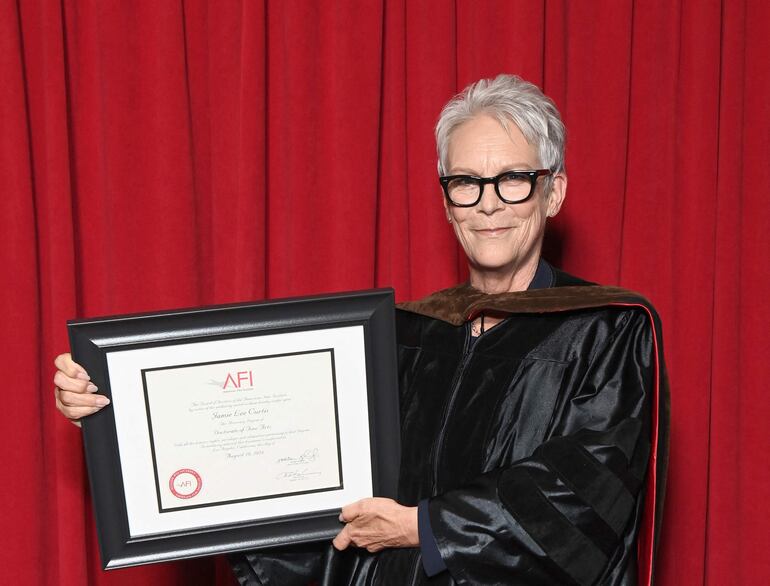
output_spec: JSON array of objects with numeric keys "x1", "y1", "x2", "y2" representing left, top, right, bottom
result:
[{"x1": 68, "y1": 289, "x2": 400, "y2": 570}]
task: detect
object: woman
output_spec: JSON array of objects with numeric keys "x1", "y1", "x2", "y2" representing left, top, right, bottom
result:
[{"x1": 55, "y1": 74, "x2": 668, "y2": 585}]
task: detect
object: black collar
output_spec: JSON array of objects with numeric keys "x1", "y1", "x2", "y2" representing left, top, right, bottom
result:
[{"x1": 528, "y1": 258, "x2": 555, "y2": 290}]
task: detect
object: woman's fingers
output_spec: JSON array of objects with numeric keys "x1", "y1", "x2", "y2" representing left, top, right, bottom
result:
[
  {"x1": 54, "y1": 353, "x2": 90, "y2": 380},
  {"x1": 54, "y1": 389, "x2": 109, "y2": 426},
  {"x1": 339, "y1": 500, "x2": 363, "y2": 523},
  {"x1": 53, "y1": 353, "x2": 106, "y2": 423},
  {"x1": 53, "y1": 370, "x2": 93, "y2": 394},
  {"x1": 333, "y1": 498, "x2": 418, "y2": 551},
  {"x1": 56, "y1": 387, "x2": 109, "y2": 408},
  {"x1": 332, "y1": 525, "x2": 353, "y2": 551}
]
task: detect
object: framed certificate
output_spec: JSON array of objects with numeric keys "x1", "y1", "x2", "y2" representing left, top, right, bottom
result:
[{"x1": 68, "y1": 289, "x2": 399, "y2": 569}]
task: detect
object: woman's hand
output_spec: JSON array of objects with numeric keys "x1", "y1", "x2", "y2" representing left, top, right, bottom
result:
[
  {"x1": 53, "y1": 353, "x2": 110, "y2": 425},
  {"x1": 332, "y1": 497, "x2": 419, "y2": 553}
]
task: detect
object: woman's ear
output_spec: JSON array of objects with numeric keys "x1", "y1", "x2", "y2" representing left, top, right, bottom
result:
[
  {"x1": 443, "y1": 195, "x2": 453, "y2": 223},
  {"x1": 546, "y1": 173, "x2": 567, "y2": 217}
]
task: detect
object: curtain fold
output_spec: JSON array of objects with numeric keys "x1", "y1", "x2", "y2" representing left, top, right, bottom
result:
[{"x1": 2, "y1": 1, "x2": 768, "y2": 584}]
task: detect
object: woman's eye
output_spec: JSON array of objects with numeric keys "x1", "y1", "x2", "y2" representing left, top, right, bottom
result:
[
  {"x1": 500, "y1": 172, "x2": 528, "y2": 184},
  {"x1": 449, "y1": 177, "x2": 477, "y2": 189}
]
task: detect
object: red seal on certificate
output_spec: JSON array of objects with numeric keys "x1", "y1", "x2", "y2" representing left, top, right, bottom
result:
[{"x1": 169, "y1": 468, "x2": 202, "y2": 499}]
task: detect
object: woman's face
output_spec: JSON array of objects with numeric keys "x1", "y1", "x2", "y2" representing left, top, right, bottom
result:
[{"x1": 444, "y1": 114, "x2": 566, "y2": 284}]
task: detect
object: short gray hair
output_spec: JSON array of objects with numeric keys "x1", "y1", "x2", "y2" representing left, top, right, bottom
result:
[{"x1": 435, "y1": 74, "x2": 566, "y2": 184}]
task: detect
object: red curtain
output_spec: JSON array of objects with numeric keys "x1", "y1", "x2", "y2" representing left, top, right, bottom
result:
[{"x1": 3, "y1": 1, "x2": 768, "y2": 584}]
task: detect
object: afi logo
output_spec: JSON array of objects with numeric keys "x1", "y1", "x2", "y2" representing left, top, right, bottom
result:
[{"x1": 223, "y1": 370, "x2": 253, "y2": 389}]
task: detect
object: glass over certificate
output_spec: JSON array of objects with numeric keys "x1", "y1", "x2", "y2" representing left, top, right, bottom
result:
[{"x1": 68, "y1": 289, "x2": 399, "y2": 569}]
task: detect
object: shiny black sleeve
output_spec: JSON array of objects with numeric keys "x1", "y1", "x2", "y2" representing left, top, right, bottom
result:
[{"x1": 428, "y1": 309, "x2": 654, "y2": 586}]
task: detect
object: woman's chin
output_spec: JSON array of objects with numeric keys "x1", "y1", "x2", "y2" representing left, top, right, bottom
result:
[{"x1": 469, "y1": 258, "x2": 519, "y2": 276}]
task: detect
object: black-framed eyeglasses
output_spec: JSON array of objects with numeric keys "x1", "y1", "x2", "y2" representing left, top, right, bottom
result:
[{"x1": 439, "y1": 169, "x2": 552, "y2": 207}]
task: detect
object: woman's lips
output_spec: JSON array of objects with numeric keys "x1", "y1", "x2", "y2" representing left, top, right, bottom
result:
[{"x1": 474, "y1": 227, "x2": 511, "y2": 236}]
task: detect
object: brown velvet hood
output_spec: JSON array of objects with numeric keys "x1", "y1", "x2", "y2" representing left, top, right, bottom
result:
[{"x1": 398, "y1": 283, "x2": 656, "y2": 326}]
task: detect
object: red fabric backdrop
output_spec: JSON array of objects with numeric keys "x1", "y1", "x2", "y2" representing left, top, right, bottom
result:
[{"x1": 2, "y1": 1, "x2": 769, "y2": 584}]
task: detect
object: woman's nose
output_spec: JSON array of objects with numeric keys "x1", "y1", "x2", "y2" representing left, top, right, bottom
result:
[{"x1": 477, "y1": 182, "x2": 504, "y2": 213}]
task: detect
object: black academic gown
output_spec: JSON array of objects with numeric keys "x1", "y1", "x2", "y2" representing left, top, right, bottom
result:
[{"x1": 231, "y1": 270, "x2": 669, "y2": 586}]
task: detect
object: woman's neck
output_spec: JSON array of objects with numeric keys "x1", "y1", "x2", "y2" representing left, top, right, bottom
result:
[{"x1": 468, "y1": 256, "x2": 540, "y2": 294}]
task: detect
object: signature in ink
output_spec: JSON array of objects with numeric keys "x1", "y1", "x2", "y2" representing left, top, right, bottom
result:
[
  {"x1": 276, "y1": 448, "x2": 319, "y2": 466},
  {"x1": 275, "y1": 468, "x2": 321, "y2": 482}
]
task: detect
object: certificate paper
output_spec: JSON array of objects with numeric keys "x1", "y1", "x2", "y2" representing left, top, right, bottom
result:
[{"x1": 143, "y1": 350, "x2": 343, "y2": 512}]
